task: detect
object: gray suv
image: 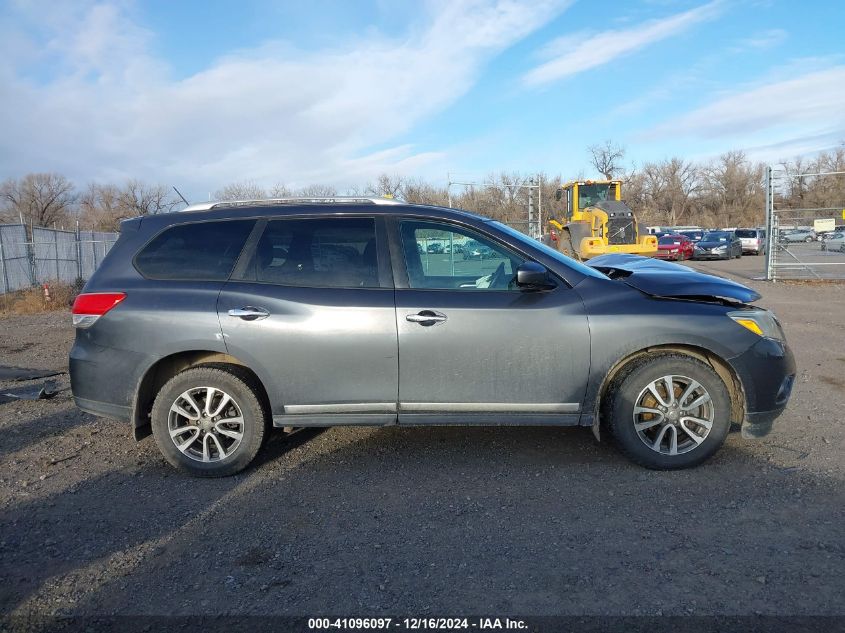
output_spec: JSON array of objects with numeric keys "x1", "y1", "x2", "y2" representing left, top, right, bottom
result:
[{"x1": 70, "y1": 198, "x2": 795, "y2": 476}]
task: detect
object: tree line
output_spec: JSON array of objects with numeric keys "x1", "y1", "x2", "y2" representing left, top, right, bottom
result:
[{"x1": 2, "y1": 145, "x2": 843, "y2": 233}]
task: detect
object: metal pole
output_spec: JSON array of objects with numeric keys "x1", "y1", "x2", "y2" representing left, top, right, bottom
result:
[
  {"x1": 27, "y1": 222, "x2": 36, "y2": 286},
  {"x1": 764, "y1": 166, "x2": 775, "y2": 281},
  {"x1": 537, "y1": 174, "x2": 542, "y2": 238},
  {"x1": 528, "y1": 179, "x2": 534, "y2": 238},
  {"x1": 53, "y1": 230, "x2": 59, "y2": 282},
  {"x1": 0, "y1": 241, "x2": 8, "y2": 295},
  {"x1": 447, "y1": 173, "x2": 452, "y2": 209},
  {"x1": 76, "y1": 220, "x2": 82, "y2": 280}
]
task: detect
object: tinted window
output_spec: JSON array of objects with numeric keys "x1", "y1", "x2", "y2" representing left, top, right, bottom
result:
[
  {"x1": 135, "y1": 220, "x2": 254, "y2": 280},
  {"x1": 703, "y1": 231, "x2": 731, "y2": 242},
  {"x1": 400, "y1": 221, "x2": 524, "y2": 290},
  {"x1": 241, "y1": 217, "x2": 378, "y2": 288},
  {"x1": 735, "y1": 229, "x2": 758, "y2": 238},
  {"x1": 658, "y1": 236, "x2": 683, "y2": 245}
]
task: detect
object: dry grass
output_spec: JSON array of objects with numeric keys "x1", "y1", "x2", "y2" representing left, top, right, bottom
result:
[{"x1": 0, "y1": 282, "x2": 80, "y2": 315}]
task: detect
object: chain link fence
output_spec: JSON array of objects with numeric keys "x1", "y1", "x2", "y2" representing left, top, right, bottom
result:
[
  {"x1": 765, "y1": 166, "x2": 845, "y2": 280},
  {"x1": 0, "y1": 223, "x2": 118, "y2": 294}
]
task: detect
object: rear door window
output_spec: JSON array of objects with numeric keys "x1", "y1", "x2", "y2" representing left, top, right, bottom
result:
[
  {"x1": 134, "y1": 220, "x2": 254, "y2": 280},
  {"x1": 238, "y1": 217, "x2": 379, "y2": 288}
]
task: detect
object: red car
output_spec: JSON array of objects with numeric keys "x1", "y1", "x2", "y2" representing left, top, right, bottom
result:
[{"x1": 653, "y1": 234, "x2": 694, "y2": 261}]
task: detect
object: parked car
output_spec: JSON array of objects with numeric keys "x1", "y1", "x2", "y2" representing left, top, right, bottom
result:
[
  {"x1": 735, "y1": 228, "x2": 766, "y2": 255},
  {"x1": 693, "y1": 231, "x2": 743, "y2": 260},
  {"x1": 653, "y1": 234, "x2": 694, "y2": 261},
  {"x1": 678, "y1": 230, "x2": 705, "y2": 243},
  {"x1": 779, "y1": 229, "x2": 817, "y2": 243},
  {"x1": 463, "y1": 242, "x2": 497, "y2": 260},
  {"x1": 821, "y1": 232, "x2": 845, "y2": 252},
  {"x1": 427, "y1": 242, "x2": 444, "y2": 254},
  {"x1": 70, "y1": 198, "x2": 795, "y2": 476},
  {"x1": 443, "y1": 244, "x2": 464, "y2": 254}
]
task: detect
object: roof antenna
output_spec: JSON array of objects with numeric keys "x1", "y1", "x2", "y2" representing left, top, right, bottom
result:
[{"x1": 172, "y1": 186, "x2": 190, "y2": 206}]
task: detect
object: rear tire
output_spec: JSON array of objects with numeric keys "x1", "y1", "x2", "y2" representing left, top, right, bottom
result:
[
  {"x1": 601, "y1": 353, "x2": 732, "y2": 470},
  {"x1": 151, "y1": 366, "x2": 267, "y2": 477}
]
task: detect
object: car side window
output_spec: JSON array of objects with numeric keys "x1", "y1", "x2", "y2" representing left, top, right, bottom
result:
[
  {"x1": 239, "y1": 217, "x2": 379, "y2": 288},
  {"x1": 399, "y1": 220, "x2": 524, "y2": 290},
  {"x1": 134, "y1": 220, "x2": 255, "y2": 281}
]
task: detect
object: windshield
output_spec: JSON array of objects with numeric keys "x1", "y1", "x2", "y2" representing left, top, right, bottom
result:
[
  {"x1": 578, "y1": 184, "x2": 611, "y2": 210},
  {"x1": 658, "y1": 236, "x2": 682, "y2": 245},
  {"x1": 703, "y1": 231, "x2": 731, "y2": 242},
  {"x1": 488, "y1": 221, "x2": 607, "y2": 279},
  {"x1": 735, "y1": 229, "x2": 758, "y2": 238},
  {"x1": 680, "y1": 231, "x2": 703, "y2": 240}
]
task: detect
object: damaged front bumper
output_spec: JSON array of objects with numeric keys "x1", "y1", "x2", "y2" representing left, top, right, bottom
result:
[{"x1": 728, "y1": 337, "x2": 796, "y2": 438}]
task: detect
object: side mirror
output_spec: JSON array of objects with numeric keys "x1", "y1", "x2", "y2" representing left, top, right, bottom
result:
[{"x1": 516, "y1": 261, "x2": 554, "y2": 289}]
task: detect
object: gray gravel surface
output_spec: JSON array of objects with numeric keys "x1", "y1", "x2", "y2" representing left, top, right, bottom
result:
[{"x1": 1, "y1": 256, "x2": 843, "y2": 618}]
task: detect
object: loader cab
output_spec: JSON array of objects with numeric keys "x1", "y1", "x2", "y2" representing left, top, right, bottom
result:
[{"x1": 557, "y1": 180, "x2": 622, "y2": 221}]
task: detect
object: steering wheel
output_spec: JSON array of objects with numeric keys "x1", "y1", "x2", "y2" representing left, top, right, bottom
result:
[{"x1": 488, "y1": 261, "x2": 507, "y2": 289}]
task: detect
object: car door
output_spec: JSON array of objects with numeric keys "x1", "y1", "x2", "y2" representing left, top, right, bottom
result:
[
  {"x1": 391, "y1": 218, "x2": 591, "y2": 424},
  {"x1": 218, "y1": 215, "x2": 398, "y2": 426}
]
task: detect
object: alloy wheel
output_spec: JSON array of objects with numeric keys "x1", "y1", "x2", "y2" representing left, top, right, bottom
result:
[
  {"x1": 168, "y1": 386, "x2": 244, "y2": 462},
  {"x1": 633, "y1": 375, "x2": 714, "y2": 456}
]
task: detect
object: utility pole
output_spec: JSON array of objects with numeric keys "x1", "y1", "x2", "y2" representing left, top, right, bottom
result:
[{"x1": 528, "y1": 178, "x2": 535, "y2": 238}]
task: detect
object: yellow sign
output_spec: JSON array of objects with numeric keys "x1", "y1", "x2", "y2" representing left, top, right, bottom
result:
[{"x1": 842, "y1": 209, "x2": 845, "y2": 220}]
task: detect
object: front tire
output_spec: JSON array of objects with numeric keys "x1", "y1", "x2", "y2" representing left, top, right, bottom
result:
[
  {"x1": 151, "y1": 366, "x2": 267, "y2": 477},
  {"x1": 601, "y1": 354, "x2": 732, "y2": 470}
]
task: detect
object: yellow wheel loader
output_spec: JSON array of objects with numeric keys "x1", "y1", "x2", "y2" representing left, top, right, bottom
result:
[{"x1": 546, "y1": 180, "x2": 657, "y2": 260}]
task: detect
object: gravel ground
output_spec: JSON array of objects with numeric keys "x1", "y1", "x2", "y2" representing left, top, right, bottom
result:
[{"x1": 1, "y1": 256, "x2": 843, "y2": 619}]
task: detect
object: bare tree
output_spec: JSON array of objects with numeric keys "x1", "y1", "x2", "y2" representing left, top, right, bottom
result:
[
  {"x1": 402, "y1": 178, "x2": 448, "y2": 206},
  {"x1": 588, "y1": 141, "x2": 626, "y2": 180},
  {"x1": 79, "y1": 183, "x2": 123, "y2": 231},
  {"x1": 119, "y1": 180, "x2": 181, "y2": 216},
  {"x1": 365, "y1": 174, "x2": 406, "y2": 199},
  {"x1": 641, "y1": 158, "x2": 700, "y2": 226},
  {"x1": 0, "y1": 173, "x2": 76, "y2": 227},
  {"x1": 700, "y1": 151, "x2": 764, "y2": 227},
  {"x1": 214, "y1": 181, "x2": 267, "y2": 201},
  {"x1": 296, "y1": 184, "x2": 338, "y2": 197},
  {"x1": 268, "y1": 183, "x2": 292, "y2": 198}
]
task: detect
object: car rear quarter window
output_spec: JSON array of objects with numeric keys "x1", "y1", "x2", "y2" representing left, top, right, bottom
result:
[
  {"x1": 134, "y1": 219, "x2": 255, "y2": 280},
  {"x1": 238, "y1": 217, "x2": 379, "y2": 288}
]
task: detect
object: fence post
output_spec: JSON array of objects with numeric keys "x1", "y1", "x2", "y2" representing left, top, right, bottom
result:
[
  {"x1": 26, "y1": 231, "x2": 36, "y2": 287},
  {"x1": 76, "y1": 220, "x2": 82, "y2": 281},
  {"x1": 91, "y1": 229, "x2": 97, "y2": 272},
  {"x1": 0, "y1": 241, "x2": 8, "y2": 295},
  {"x1": 764, "y1": 166, "x2": 774, "y2": 281},
  {"x1": 53, "y1": 230, "x2": 60, "y2": 282}
]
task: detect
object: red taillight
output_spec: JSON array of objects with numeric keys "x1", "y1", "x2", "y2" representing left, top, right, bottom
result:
[{"x1": 71, "y1": 292, "x2": 126, "y2": 328}]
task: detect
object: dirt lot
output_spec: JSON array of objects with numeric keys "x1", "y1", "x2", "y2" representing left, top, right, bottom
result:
[{"x1": 1, "y1": 255, "x2": 844, "y2": 619}]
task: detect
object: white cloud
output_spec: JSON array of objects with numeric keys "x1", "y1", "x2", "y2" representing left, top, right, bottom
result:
[
  {"x1": 522, "y1": 0, "x2": 723, "y2": 87},
  {"x1": 644, "y1": 66, "x2": 845, "y2": 141},
  {"x1": 729, "y1": 28, "x2": 787, "y2": 53},
  {"x1": 0, "y1": 0, "x2": 568, "y2": 196}
]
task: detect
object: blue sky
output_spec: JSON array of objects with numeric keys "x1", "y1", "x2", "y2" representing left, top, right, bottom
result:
[{"x1": 1, "y1": 0, "x2": 843, "y2": 199}]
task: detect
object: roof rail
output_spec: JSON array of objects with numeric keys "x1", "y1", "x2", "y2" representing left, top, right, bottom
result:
[{"x1": 181, "y1": 196, "x2": 401, "y2": 212}]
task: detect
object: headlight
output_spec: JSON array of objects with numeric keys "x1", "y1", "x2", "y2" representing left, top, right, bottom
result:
[
  {"x1": 715, "y1": 245, "x2": 727, "y2": 250},
  {"x1": 727, "y1": 309, "x2": 784, "y2": 340}
]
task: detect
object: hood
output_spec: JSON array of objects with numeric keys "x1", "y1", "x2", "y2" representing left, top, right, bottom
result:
[
  {"x1": 587, "y1": 253, "x2": 761, "y2": 303},
  {"x1": 697, "y1": 240, "x2": 730, "y2": 248}
]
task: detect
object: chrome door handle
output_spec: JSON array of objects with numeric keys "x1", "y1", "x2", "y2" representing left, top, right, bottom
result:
[
  {"x1": 406, "y1": 310, "x2": 447, "y2": 326},
  {"x1": 228, "y1": 306, "x2": 270, "y2": 321}
]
